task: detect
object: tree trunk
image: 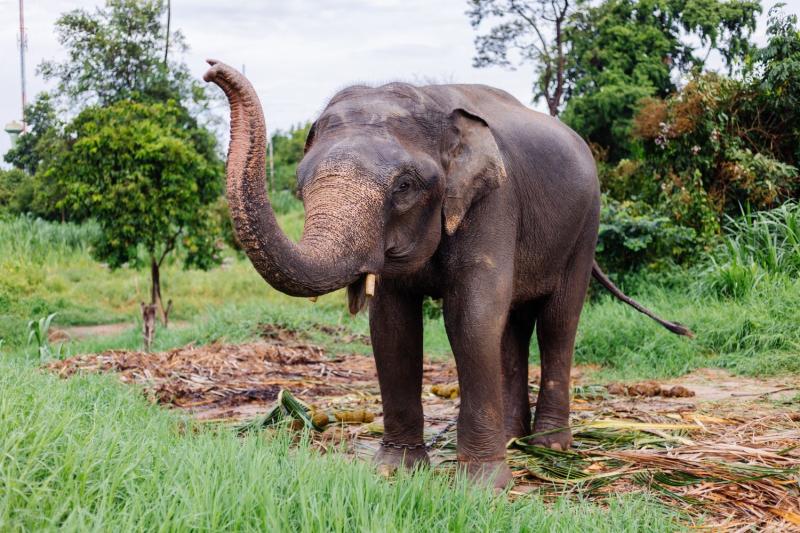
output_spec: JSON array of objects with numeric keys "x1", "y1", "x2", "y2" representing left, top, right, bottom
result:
[{"x1": 150, "y1": 257, "x2": 171, "y2": 328}]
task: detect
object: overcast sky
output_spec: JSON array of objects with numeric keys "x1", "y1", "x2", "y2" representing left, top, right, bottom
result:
[{"x1": 1, "y1": 0, "x2": 797, "y2": 160}]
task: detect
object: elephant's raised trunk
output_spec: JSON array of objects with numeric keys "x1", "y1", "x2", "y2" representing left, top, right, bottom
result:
[{"x1": 204, "y1": 60, "x2": 372, "y2": 297}]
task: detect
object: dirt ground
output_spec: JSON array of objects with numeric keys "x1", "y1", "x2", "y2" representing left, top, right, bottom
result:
[
  {"x1": 49, "y1": 324, "x2": 800, "y2": 531},
  {"x1": 48, "y1": 321, "x2": 191, "y2": 343}
]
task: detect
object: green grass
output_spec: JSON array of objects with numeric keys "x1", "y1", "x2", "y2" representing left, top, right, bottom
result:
[
  {"x1": 0, "y1": 358, "x2": 680, "y2": 532},
  {"x1": 574, "y1": 275, "x2": 800, "y2": 379},
  {"x1": 3, "y1": 207, "x2": 800, "y2": 531}
]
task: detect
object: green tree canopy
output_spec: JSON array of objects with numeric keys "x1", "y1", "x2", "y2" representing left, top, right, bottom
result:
[
  {"x1": 562, "y1": 0, "x2": 760, "y2": 161},
  {"x1": 55, "y1": 100, "x2": 223, "y2": 320},
  {"x1": 468, "y1": 0, "x2": 761, "y2": 160},
  {"x1": 4, "y1": 94, "x2": 63, "y2": 176},
  {"x1": 4, "y1": 0, "x2": 221, "y2": 227},
  {"x1": 38, "y1": 0, "x2": 201, "y2": 108},
  {"x1": 270, "y1": 122, "x2": 313, "y2": 193}
]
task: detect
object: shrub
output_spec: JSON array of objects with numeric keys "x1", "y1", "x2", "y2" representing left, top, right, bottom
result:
[{"x1": 596, "y1": 196, "x2": 697, "y2": 273}]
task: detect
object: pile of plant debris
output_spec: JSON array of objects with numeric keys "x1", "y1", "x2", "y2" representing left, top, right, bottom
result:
[{"x1": 48, "y1": 324, "x2": 800, "y2": 530}]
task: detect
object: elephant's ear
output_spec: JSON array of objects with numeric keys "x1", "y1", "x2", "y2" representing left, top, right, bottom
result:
[
  {"x1": 442, "y1": 109, "x2": 507, "y2": 236},
  {"x1": 303, "y1": 121, "x2": 317, "y2": 154}
]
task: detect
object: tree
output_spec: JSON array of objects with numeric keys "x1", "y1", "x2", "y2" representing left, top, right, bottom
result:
[
  {"x1": 54, "y1": 101, "x2": 223, "y2": 329},
  {"x1": 3, "y1": 94, "x2": 71, "y2": 221},
  {"x1": 5, "y1": 0, "x2": 221, "y2": 225},
  {"x1": 38, "y1": 0, "x2": 197, "y2": 108},
  {"x1": 270, "y1": 122, "x2": 313, "y2": 193},
  {"x1": 747, "y1": 4, "x2": 800, "y2": 164},
  {"x1": 563, "y1": 0, "x2": 760, "y2": 161},
  {"x1": 468, "y1": 0, "x2": 761, "y2": 159},
  {"x1": 468, "y1": 0, "x2": 572, "y2": 116},
  {"x1": 4, "y1": 94, "x2": 63, "y2": 176},
  {"x1": 0, "y1": 168, "x2": 31, "y2": 215}
]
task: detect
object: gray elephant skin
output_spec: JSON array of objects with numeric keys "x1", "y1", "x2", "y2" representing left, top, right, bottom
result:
[{"x1": 204, "y1": 60, "x2": 691, "y2": 489}]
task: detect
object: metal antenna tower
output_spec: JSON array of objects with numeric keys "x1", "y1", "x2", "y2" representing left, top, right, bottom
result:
[{"x1": 18, "y1": 0, "x2": 28, "y2": 131}]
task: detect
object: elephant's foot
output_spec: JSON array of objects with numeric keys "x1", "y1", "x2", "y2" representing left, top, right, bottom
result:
[
  {"x1": 373, "y1": 443, "x2": 430, "y2": 477},
  {"x1": 531, "y1": 416, "x2": 572, "y2": 450},
  {"x1": 459, "y1": 459, "x2": 513, "y2": 491},
  {"x1": 503, "y1": 417, "x2": 531, "y2": 443}
]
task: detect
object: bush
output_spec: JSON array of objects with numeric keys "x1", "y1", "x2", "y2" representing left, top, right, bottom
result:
[
  {"x1": 0, "y1": 168, "x2": 33, "y2": 215},
  {"x1": 596, "y1": 196, "x2": 697, "y2": 273}
]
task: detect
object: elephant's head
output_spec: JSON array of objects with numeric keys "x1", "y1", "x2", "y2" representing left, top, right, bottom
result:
[{"x1": 204, "y1": 61, "x2": 506, "y2": 312}]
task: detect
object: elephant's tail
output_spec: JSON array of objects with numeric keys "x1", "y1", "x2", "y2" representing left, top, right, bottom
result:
[{"x1": 591, "y1": 260, "x2": 694, "y2": 337}]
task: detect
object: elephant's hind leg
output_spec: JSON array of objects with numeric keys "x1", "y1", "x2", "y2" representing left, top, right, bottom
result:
[
  {"x1": 501, "y1": 305, "x2": 536, "y2": 441},
  {"x1": 369, "y1": 281, "x2": 429, "y2": 473}
]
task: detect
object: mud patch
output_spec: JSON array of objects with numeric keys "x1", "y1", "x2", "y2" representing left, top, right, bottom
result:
[{"x1": 48, "y1": 337, "x2": 800, "y2": 531}]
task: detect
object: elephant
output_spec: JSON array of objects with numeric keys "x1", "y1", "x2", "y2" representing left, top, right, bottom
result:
[{"x1": 204, "y1": 60, "x2": 691, "y2": 489}]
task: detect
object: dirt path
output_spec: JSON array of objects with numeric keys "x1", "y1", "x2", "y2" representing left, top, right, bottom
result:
[
  {"x1": 48, "y1": 321, "x2": 191, "y2": 342},
  {"x1": 48, "y1": 325, "x2": 800, "y2": 531}
]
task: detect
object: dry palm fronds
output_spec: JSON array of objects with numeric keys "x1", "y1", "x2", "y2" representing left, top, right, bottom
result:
[{"x1": 510, "y1": 419, "x2": 800, "y2": 531}]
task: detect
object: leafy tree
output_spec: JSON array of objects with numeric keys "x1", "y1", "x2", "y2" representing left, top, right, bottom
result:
[
  {"x1": 562, "y1": 0, "x2": 760, "y2": 161},
  {"x1": 54, "y1": 100, "x2": 223, "y2": 323},
  {"x1": 270, "y1": 122, "x2": 313, "y2": 193},
  {"x1": 4, "y1": 94, "x2": 63, "y2": 175},
  {"x1": 0, "y1": 168, "x2": 31, "y2": 215},
  {"x1": 468, "y1": 0, "x2": 760, "y2": 159},
  {"x1": 468, "y1": 0, "x2": 573, "y2": 116},
  {"x1": 594, "y1": 5, "x2": 799, "y2": 271},
  {"x1": 747, "y1": 4, "x2": 800, "y2": 164},
  {"x1": 3, "y1": 0, "x2": 222, "y2": 227},
  {"x1": 38, "y1": 0, "x2": 198, "y2": 108},
  {"x1": 3, "y1": 94, "x2": 71, "y2": 221}
]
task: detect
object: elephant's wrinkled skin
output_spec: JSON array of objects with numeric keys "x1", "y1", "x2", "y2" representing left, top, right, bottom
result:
[{"x1": 205, "y1": 61, "x2": 691, "y2": 489}]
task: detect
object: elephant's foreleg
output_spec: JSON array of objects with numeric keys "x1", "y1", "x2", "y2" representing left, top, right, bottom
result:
[
  {"x1": 369, "y1": 282, "x2": 428, "y2": 472},
  {"x1": 501, "y1": 305, "x2": 536, "y2": 441},
  {"x1": 532, "y1": 270, "x2": 591, "y2": 450},
  {"x1": 443, "y1": 269, "x2": 513, "y2": 489}
]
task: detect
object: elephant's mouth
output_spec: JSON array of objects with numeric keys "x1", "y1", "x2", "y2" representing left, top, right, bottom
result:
[{"x1": 385, "y1": 245, "x2": 414, "y2": 260}]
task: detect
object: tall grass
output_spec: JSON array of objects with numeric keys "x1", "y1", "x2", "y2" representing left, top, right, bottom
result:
[
  {"x1": 0, "y1": 215, "x2": 99, "y2": 264},
  {"x1": 699, "y1": 202, "x2": 800, "y2": 297}
]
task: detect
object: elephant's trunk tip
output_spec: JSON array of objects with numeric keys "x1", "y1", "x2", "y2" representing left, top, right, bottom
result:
[{"x1": 202, "y1": 59, "x2": 224, "y2": 83}]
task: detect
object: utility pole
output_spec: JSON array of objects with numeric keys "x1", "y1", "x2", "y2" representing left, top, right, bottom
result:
[
  {"x1": 163, "y1": 0, "x2": 170, "y2": 65},
  {"x1": 18, "y1": 0, "x2": 27, "y2": 131}
]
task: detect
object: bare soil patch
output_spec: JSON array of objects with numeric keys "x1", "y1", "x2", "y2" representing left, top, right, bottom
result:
[
  {"x1": 48, "y1": 325, "x2": 800, "y2": 531},
  {"x1": 48, "y1": 321, "x2": 191, "y2": 343}
]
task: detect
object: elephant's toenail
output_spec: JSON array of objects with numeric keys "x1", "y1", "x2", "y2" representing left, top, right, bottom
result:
[
  {"x1": 376, "y1": 464, "x2": 396, "y2": 478},
  {"x1": 550, "y1": 442, "x2": 563, "y2": 451}
]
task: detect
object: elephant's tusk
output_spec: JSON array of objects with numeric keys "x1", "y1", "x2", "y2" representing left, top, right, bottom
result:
[
  {"x1": 308, "y1": 296, "x2": 318, "y2": 303},
  {"x1": 365, "y1": 274, "x2": 376, "y2": 297}
]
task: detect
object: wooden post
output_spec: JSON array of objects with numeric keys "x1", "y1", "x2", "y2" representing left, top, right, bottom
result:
[{"x1": 141, "y1": 303, "x2": 157, "y2": 351}]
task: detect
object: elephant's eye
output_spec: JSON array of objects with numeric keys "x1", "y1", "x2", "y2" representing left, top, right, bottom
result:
[{"x1": 394, "y1": 180, "x2": 412, "y2": 194}]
